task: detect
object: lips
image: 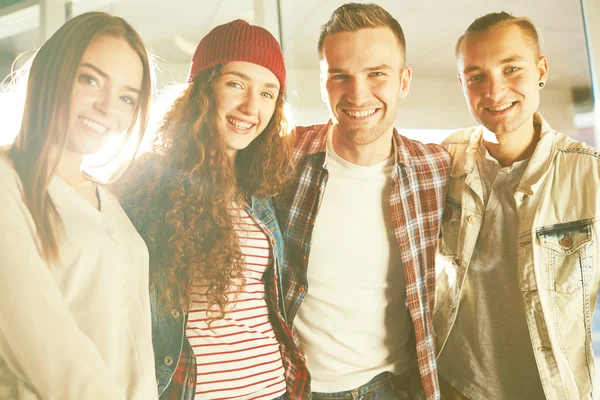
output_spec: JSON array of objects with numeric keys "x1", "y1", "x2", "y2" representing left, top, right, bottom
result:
[
  {"x1": 226, "y1": 116, "x2": 256, "y2": 131},
  {"x1": 484, "y1": 102, "x2": 516, "y2": 113},
  {"x1": 79, "y1": 117, "x2": 109, "y2": 134},
  {"x1": 342, "y1": 108, "x2": 380, "y2": 119}
]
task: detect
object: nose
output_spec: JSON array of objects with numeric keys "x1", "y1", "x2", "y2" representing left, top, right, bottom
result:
[
  {"x1": 94, "y1": 87, "x2": 117, "y2": 115},
  {"x1": 238, "y1": 90, "x2": 259, "y2": 116},
  {"x1": 346, "y1": 77, "x2": 370, "y2": 106},
  {"x1": 484, "y1": 75, "x2": 508, "y2": 102}
]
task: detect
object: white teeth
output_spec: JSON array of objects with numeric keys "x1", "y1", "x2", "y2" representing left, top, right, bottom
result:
[
  {"x1": 80, "y1": 117, "x2": 108, "y2": 134},
  {"x1": 227, "y1": 117, "x2": 253, "y2": 129},
  {"x1": 345, "y1": 109, "x2": 376, "y2": 118},
  {"x1": 488, "y1": 103, "x2": 513, "y2": 112}
]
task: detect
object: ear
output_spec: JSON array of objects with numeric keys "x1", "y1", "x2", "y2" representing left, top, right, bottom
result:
[
  {"x1": 537, "y1": 55, "x2": 549, "y2": 86},
  {"x1": 319, "y1": 59, "x2": 329, "y2": 104},
  {"x1": 320, "y1": 74, "x2": 328, "y2": 104},
  {"x1": 457, "y1": 73, "x2": 464, "y2": 87},
  {"x1": 398, "y1": 66, "x2": 412, "y2": 99}
]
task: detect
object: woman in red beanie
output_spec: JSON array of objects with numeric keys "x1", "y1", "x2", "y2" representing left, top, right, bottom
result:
[{"x1": 117, "y1": 19, "x2": 308, "y2": 400}]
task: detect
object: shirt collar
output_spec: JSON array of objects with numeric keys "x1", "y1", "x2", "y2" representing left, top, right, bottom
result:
[{"x1": 451, "y1": 112, "x2": 557, "y2": 194}]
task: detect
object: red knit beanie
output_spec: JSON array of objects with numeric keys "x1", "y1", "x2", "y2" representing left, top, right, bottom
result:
[{"x1": 187, "y1": 19, "x2": 286, "y2": 93}]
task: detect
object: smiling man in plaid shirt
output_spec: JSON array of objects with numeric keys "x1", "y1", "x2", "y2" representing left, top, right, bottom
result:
[{"x1": 275, "y1": 3, "x2": 451, "y2": 400}]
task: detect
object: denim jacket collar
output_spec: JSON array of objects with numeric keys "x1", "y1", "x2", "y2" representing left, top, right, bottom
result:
[{"x1": 451, "y1": 113, "x2": 555, "y2": 196}]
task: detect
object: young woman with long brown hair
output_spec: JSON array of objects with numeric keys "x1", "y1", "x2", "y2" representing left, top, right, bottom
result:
[
  {"x1": 0, "y1": 12, "x2": 157, "y2": 400},
  {"x1": 117, "y1": 19, "x2": 308, "y2": 400}
]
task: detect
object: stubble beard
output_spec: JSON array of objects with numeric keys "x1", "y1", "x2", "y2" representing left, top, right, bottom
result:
[{"x1": 341, "y1": 116, "x2": 394, "y2": 146}]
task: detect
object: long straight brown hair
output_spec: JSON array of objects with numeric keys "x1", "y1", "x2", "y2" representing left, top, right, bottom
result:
[{"x1": 8, "y1": 12, "x2": 154, "y2": 265}]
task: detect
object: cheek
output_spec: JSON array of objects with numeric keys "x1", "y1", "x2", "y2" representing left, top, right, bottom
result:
[
  {"x1": 325, "y1": 83, "x2": 342, "y2": 101},
  {"x1": 118, "y1": 107, "x2": 137, "y2": 130},
  {"x1": 213, "y1": 88, "x2": 236, "y2": 115},
  {"x1": 259, "y1": 103, "x2": 277, "y2": 127},
  {"x1": 465, "y1": 88, "x2": 482, "y2": 108},
  {"x1": 375, "y1": 81, "x2": 400, "y2": 102}
]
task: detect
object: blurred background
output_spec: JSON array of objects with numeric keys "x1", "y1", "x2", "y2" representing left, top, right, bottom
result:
[
  {"x1": 0, "y1": 0, "x2": 599, "y2": 377},
  {"x1": 0, "y1": 0, "x2": 599, "y2": 145}
]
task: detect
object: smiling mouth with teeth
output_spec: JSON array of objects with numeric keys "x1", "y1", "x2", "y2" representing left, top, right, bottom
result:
[
  {"x1": 343, "y1": 109, "x2": 378, "y2": 118},
  {"x1": 80, "y1": 117, "x2": 108, "y2": 134},
  {"x1": 227, "y1": 117, "x2": 254, "y2": 130},
  {"x1": 485, "y1": 102, "x2": 515, "y2": 112}
]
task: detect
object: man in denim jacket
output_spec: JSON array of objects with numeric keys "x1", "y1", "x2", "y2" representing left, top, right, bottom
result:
[{"x1": 435, "y1": 12, "x2": 600, "y2": 400}]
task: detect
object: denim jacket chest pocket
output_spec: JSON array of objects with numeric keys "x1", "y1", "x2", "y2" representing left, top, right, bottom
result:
[{"x1": 537, "y1": 220, "x2": 594, "y2": 294}]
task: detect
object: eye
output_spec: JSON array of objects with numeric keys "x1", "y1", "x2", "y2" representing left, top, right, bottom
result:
[
  {"x1": 79, "y1": 74, "x2": 99, "y2": 87},
  {"x1": 330, "y1": 74, "x2": 347, "y2": 81},
  {"x1": 467, "y1": 74, "x2": 484, "y2": 83},
  {"x1": 369, "y1": 71, "x2": 386, "y2": 77},
  {"x1": 505, "y1": 66, "x2": 520, "y2": 74},
  {"x1": 227, "y1": 81, "x2": 243, "y2": 89},
  {"x1": 120, "y1": 95, "x2": 137, "y2": 106},
  {"x1": 261, "y1": 91, "x2": 274, "y2": 99}
]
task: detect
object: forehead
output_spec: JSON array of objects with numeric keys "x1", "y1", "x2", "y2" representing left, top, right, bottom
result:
[
  {"x1": 220, "y1": 61, "x2": 279, "y2": 88},
  {"x1": 81, "y1": 35, "x2": 143, "y2": 88},
  {"x1": 321, "y1": 27, "x2": 403, "y2": 70},
  {"x1": 458, "y1": 24, "x2": 537, "y2": 69}
]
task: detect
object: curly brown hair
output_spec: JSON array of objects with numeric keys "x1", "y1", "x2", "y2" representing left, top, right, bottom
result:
[{"x1": 117, "y1": 65, "x2": 293, "y2": 321}]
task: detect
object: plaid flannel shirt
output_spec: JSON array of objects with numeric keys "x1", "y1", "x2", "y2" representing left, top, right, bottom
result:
[{"x1": 275, "y1": 122, "x2": 451, "y2": 400}]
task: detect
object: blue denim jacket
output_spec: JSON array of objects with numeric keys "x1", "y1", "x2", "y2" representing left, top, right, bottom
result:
[{"x1": 151, "y1": 196, "x2": 288, "y2": 399}]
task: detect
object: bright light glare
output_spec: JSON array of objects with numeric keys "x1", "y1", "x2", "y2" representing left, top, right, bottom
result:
[
  {"x1": 0, "y1": 92, "x2": 24, "y2": 145},
  {"x1": 0, "y1": 84, "x2": 455, "y2": 179},
  {"x1": 84, "y1": 83, "x2": 187, "y2": 181}
]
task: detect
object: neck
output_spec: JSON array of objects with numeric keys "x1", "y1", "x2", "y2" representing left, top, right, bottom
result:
[
  {"x1": 332, "y1": 125, "x2": 394, "y2": 166},
  {"x1": 53, "y1": 147, "x2": 87, "y2": 188},
  {"x1": 227, "y1": 149, "x2": 237, "y2": 164},
  {"x1": 483, "y1": 116, "x2": 541, "y2": 167}
]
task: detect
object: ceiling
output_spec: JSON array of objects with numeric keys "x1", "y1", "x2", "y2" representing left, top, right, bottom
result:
[{"x1": 0, "y1": 0, "x2": 593, "y2": 88}]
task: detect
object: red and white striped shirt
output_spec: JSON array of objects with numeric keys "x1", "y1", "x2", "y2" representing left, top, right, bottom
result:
[{"x1": 186, "y1": 206, "x2": 286, "y2": 400}]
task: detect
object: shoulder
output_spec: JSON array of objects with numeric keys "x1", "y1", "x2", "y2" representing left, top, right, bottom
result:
[
  {"x1": 554, "y1": 132, "x2": 600, "y2": 160},
  {"x1": 396, "y1": 133, "x2": 452, "y2": 172},
  {"x1": 0, "y1": 151, "x2": 24, "y2": 195},
  {"x1": 552, "y1": 132, "x2": 600, "y2": 179},
  {"x1": 293, "y1": 123, "x2": 328, "y2": 150},
  {"x1": 295, "y1": 124, "x2": 327, "y2": 137},
  {"x1": 440, "y1": 127, "x2": 479, "y2": 149}
]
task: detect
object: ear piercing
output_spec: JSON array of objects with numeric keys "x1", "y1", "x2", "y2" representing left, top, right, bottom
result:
[{"x1": 539, "y1": 82, "x2": 545, "y2": 88}]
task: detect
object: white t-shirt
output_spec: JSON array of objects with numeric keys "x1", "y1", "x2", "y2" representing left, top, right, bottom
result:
[
  {"x1": 294, "y1": 127, "x2": 414, "y2": 392},
  {"x1": 0, "y1": 156, "x2": 157, "y2": 400}
]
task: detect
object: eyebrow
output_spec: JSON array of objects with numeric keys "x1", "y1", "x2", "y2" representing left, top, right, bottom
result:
[
  {"x1": 463, "y1": 56, "x2": 526, "y2": 75},
  {"x1": 222, "y1": 70, "x2": 280, "y2": 90},
  {"x1": 327, "y1": 64, "x2": 393, "y2": 74},
  {"x1": 79, "y1": 62, "x2": 141, "y2": 93}
]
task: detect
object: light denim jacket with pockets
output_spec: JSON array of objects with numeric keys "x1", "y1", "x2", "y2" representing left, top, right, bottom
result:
[{"x1": 435, "y1": 113, "x2": 600, "y2": 399}]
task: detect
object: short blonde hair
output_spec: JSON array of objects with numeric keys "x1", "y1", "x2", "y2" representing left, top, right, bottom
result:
[
  {"x1": 456, "y1": 12, "x2": 542, "y2": 59},
  {"x1": 318, "y1": 2, "x2": 407, "y2": 65}
]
